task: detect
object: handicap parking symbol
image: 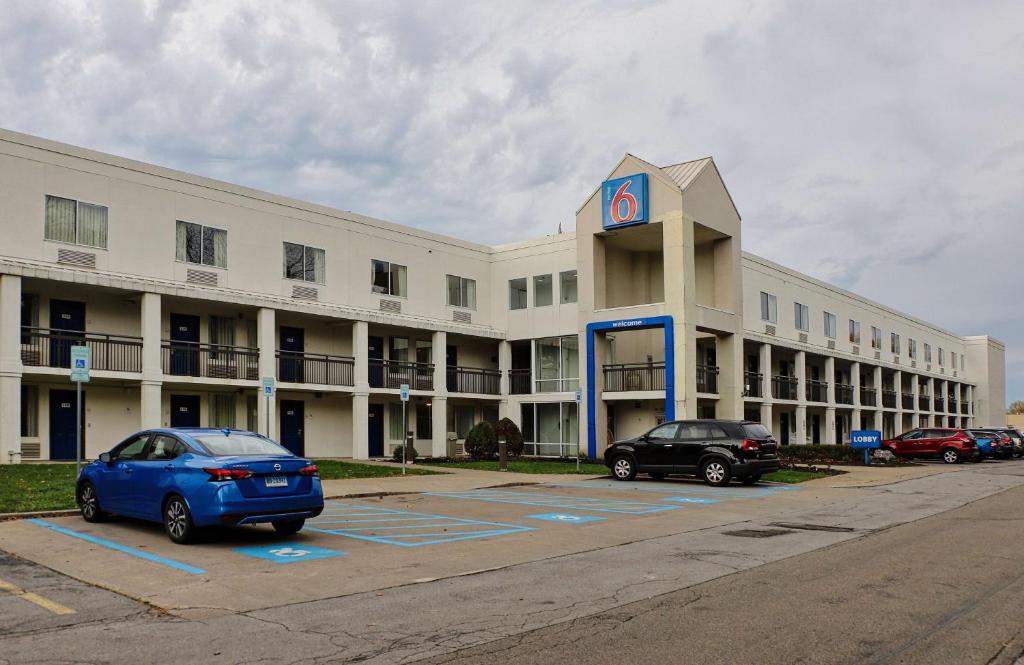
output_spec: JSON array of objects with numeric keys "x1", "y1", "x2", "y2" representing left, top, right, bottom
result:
[
  {"x1": 234, "y1": 543, "x2": 347, "y2": 564},
  {"x1": 527, "y1": 513, "x2": 606, "y2": 524},
  {"x1": 75, "y1": 359, "x2": 86, "y2": 368},
  {"x1": 661, "y1": 497, "x2": 721, "y2": 505}
]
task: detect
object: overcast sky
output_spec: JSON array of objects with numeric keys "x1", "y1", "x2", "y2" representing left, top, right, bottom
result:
[{"x1": 2, "y1": 0, "x2": 1022, "y2": 404}]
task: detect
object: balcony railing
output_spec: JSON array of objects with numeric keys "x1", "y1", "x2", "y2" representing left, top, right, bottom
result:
[
  {"x1": 161, "y1": 341, "x2": 258, "y2": 380},
  {"x1": 773, "y1": 376, "x2": 798, "y2": 400},
  {"x1": 696, "y1": 364, "x2": 719, "y2": 394},
  {"x1": 447, "y1": 366, "x2": 501, "y2": 395},
  {"x1": 603, "y1": 362, "x2": 666, "y2": 392},
  {"x1": 806, "y1": 379, "x2": 828, "y2": 403},
  {"x1": 882, "y1": 389, "x2": 897, "y2": 408},
  {"x1": 509, "y1": 368, "x2": 532, "y2": 395},
  {"x1": 744, "y1": 372, "x2": 763, "y2": 398},
  {"x1": 277, "y1": 351, "x2": 354, "y2": 386},
  {"x1": 934, "y1": 397, "x2": 945, "y2": 412},
  {"x1": 949, "y1": 398, "x2": 958, "y2": 413},
  {"x1": 861, "y1": 387, "x2": 877, "y2": 407},
  {"x1": 961, "y1": 402, "x2": 969, "y2": 415},
  {"x1": 902, "y1": 392, "x2": 914, "y2": 410},
  {"x1": 835, "y1": 383, "x2": 854, "y2": 405},
  {"x1": 369, "y1": 359, "x2": 433, "y2": 390},
  {"x1": 918, "y1": 394, "x2": 930, "y2": 411},
  {"x1": 21, "y1": 326, "x2": 142, "y2": 373}
]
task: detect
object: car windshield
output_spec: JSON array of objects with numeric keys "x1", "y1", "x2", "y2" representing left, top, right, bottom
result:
[
  {"x1": 741, "y1": 424, "x2": 773, "y2": 439},
  {"x1": 192, "y1": 433, "x2": 293, "y2": 457}
]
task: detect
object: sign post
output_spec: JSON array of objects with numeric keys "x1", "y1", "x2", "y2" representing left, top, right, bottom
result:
[
  {"x1": 70, "y1": 346, "x2": 91, "y2": 478},
  {"x1": 261, "y1": 377, "x2": 275, "y2": 437},
  {"x1": 575, "y1": 388, "x2": 582, "y2": 472},
  {"x1": 851, "y1": 430, "x2": 882, "y2": 465},
  {"x1": 399, "y1": 384, "x2": 410, "y2": 475}
]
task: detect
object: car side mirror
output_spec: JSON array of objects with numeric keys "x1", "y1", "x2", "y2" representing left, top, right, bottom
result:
[{"x1": 98, "y1": 452, "x2": 111, "y2": 464}]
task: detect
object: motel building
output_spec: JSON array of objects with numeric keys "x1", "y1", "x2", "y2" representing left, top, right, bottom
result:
[{"x1": 0, "y1": 129, "x2": 1006, "y2": 464}]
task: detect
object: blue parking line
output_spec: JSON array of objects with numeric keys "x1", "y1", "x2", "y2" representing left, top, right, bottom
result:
[
  {"x1": 424, "y1": 489, "x2": 679, "y2": 514},
  {"x1": 29, "y1": 519, "x2": 206, "y2": 575},
  {"x1": 547, "y1": 481, "x2": 796, "y2": 499}
]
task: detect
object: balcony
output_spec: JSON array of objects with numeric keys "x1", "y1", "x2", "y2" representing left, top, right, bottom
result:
[
  {"x1": 934, "y1": 397, "x2": 945, "y2": 413},
  {"x1": 835, "y1": 383, "x2": 854, "y2": 405},
  {"x1": 806, "y1": 379, "x2": 828, "y2": 403},
  {"x1": 961, "y1": 402, "x2": 969, "y2": 415},
  {"x1": 369, "y1": 359, "x2": 433, "y2": 391},
  {"x1": 161, "y1": 341, "x2": 258, "y2": 380},
  {"x1": 277, "y1": 351, "x2": 354, "y2": 386},
  {"x1": 918, "y1": 394, "x2": 930, "y2": 411},
  {"x1": 902, "y1": 393, "x2": 914, "y2": 410},
  {"x1": 861, "y1": 387, "x2": 877, "y2": 407},
  {"x1": 509, "y1": 368, "x2": 532, "y2": 395},
  {"x1": 696, "y1": 364, "x2": 719, "y2": 394},
  {"x1": 772, "y1": 375, "x2": 798, "y2": 400},
  {"x1": 447, "y1": 366, "x2": 501, "y2": 395},
  {"x1": 882, "y1": 389, "x2": 897, "y2": 409},
  {"x1": 744, "y1": 372, "x2": 763, "y2": 398},
  {"x1": 604, "y1": 362, "x2": 666, "y2": 392},
  {"x1": 21, "y1": 327, "x2": 142, "y2": 373}
]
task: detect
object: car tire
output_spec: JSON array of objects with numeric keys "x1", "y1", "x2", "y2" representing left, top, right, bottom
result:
[
  {"x1": 739, "y1": 473, "x2": 761, "y2": 486},
  {"x1": 163, "y1": 495, "x2": 196, "y2": 544},
  {"x1": 611, "y1": 456, "x2": 637, "y2": 481},
  {"x1": 941, "y1": 448, "x2": 961, "y2": 465},
  {"x1": 701, "y1": 458, "x2": 732, "y2": 487},
  {"x1": 649, "y1": 473, "x2": 667, "y2": 481},
  {"x1": 78, "y1": 481, "x2": 107, "y2": 523},
  {"x1": 272, "y1": 519, "x2": 306, "y2": 536}
]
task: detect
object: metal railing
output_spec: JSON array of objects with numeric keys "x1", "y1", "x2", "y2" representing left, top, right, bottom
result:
[
  {"x1": 696, "y1": 364, "x2": 719, "y2": 394},
  {"x1": 744, "y1": 371, "x2": 763, "y2": 398},
  {"x1": 860, "y1": 387, "x2": 877, "y2": 407},
  {"x1": 369, "y1": 359, "x2": 434, "y2": 390},
  {"x1": 161, "y1": 341, "x2": 259, "y2": 380},
  {"x1": 603, "y1": 362, "x2": 666, "y2": 392},
  {"x1": 882, "y1": 389, "x2": 897, "y2": 408},
  {"x1": 806, "y1": 379, "x2": 829, "y2": 403},
  {"x1": 835, "y1": 383, "x2": 854, "y2": 405},
  {"x1": 961, "y1": 402, "x2": 969, "y2": 415},
  {"x1": 773, "y1": 375, "x2": 798, "y2": 400},
  {"x1": 949, "y1": 398, "x2": 958, "y2": 413},
  {"x1": 902, "y1": 392, "x2": 915, "y2": 410},
  {"x1": 277, "y1": 351, "x2": 354, "y2": 386},
  {"x1": 918, "y1": 394, "x2": 930, "y2": 411},
  {"x1": 20, "y1": 326, "x2": 142, "y2": 373},
  {"x1": 934, "y1": 397, "x2": 945, "y2": 413},
  {"x1": 509, "y1": 368, "x2": 532, "y2": 395},
  {"x1": 447, "y1": 366, "x2": 501, "y2": 394}
]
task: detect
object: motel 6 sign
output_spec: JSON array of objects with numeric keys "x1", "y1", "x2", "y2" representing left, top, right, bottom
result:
[{"x1": 602, "y1": 172, "x2": 649, "y2": 230}]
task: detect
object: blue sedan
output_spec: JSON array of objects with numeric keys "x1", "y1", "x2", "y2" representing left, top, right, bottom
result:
[{"x1": 76, "y1": 428, "x2": 324, "y2": 543}]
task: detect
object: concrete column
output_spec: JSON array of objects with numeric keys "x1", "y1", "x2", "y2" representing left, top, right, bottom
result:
[
  {"x1": 140, "y1": 292, "x2": 162, "y2": 429},
  {"x1": 716, "y1": 332, "x2": 744, "y2": 419},
  {"x1": 760, "y1": 402, "x2": 772, "y2": 432},
  {"x1": 927, "y1": 377, "x2": 935, "y2": 415},
  {"x1": 873, "y1": 408, "x2": 883, "y2": 434},
  {"x1": 352, "y1": 320, "x2": 369, "y2": 459},
  {"x1": 0, "y1": 274, "x2": 22, "y2": 464},
  {"x1": 431, "y1": 396, "x2": 448, "y2": 457},
  {"x1": 430, "y1": 330, "x2": 449, "y2": 457},
  {"x1": 852, "y1": 408, "x2": 862, "y2": 433},
  {"x1": 759, "y1": 343, "x2": 772, "y2": 403},
  {"x1": 795, "y1": 350, "x2": 807, "y2": 405},
  {"x1": 873, "y1": 365, "x2": 882, "y2": 411},
  {"x1": 256, "y1": 307, "x2": 277, "y2": 439},
  {"x1": 589, "y1": 332, "x2": 610, "y2": 452},
  {"x1": 795, "y1": 405, "x2": 807, "y2": 445},
  {"x1": 432, "y1": 330, "x2": 447, "y2": 395},
  {"x1": 894, "y1": 369, "x2": 904, "y2": 429},
  {"x1": 825, "y1": 407, "x2": 837, "y2": 445},
  {"x1": 851, "y1": 361, "x2": 861, "y2": 409},
  {"x1": 498, "y1": 340, "x2": 511, "y2": 397},
  {"x1": 825, "y1": 356, "x2": 836, "y2": 407},
  {"x1": 911, "y1": 374, "x2": 920, "y2": 428}
]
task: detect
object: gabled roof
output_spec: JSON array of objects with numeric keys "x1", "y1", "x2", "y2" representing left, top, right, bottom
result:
[{"x1": 660, "y1": 157, "x2": 741, "y2": 221}]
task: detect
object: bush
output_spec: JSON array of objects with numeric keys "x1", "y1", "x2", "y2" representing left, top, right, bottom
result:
[
  {"x1": 392, "y1": 443, "x2": 418, "y2": 463},
  {"x1": 464, "y1": 421, "x2": 497, "y2": 460},
  {"x1": 494, "y1": 418, "x2": 524, "y2": 458},
  {"x1": 777, "y1": 445, "x2": 864, "y2": 464}
]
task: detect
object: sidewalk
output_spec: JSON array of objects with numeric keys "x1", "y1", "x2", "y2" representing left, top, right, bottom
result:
[{"x1": 805, "y1": 462, "x2": 960, "y2": 488}]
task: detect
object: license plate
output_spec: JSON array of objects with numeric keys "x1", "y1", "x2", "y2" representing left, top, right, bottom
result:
[{"x1": 265, "y1": 476, "x2": 288, "y2": 488}]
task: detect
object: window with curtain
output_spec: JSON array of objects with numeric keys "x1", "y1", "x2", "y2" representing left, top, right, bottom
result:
[
  {"x1": 210, "y1": 394, "x2": 236, "y2": 428},
  {"x1": 389, "y1": 337, "x2": 410, "y2": 362},
  {"x1": 446, "y1": 275, "x2": 477, "y2": 309},
  {"x1": 416, "y1": 404, "x2": 432, "y2": 439},
  {"x1": 415, "y1": 340, "x2": 432, "y2": 364},
  {"x1": 176, "y1": 220, "x2": 227, "y2": 268},
  {"x1": 246, "y1": 395, "x2": 258, "y2": 432},
  {"x1": 44, "y1": 195, "x2": 108, "y2": 249},
  {"x1": 559, "y1": 270, "x2": 578, "y2": 304},
  {"x1": 371, "y1": 259, "x2": 407, "y2": 296},
  {"x1": 759, "y1": 292, "x2": 777, "y2": 323},
  {"x1": 823, "y1": 312, "x2": 837, "y2": 339},
  {"x1": 389, "y1": 403, "x2": 405, "y2": 440},
  {"x1": 209, "y1": 316, "x2": 235, "y2": 347},
  {"x1": 794, "y1": 303, "x2": 809, "y2": 331},
  {"x1": 455, "y1": 406, "x2": 475, "y2": 439},
  {"x1": 20, "y1": 385, "x2": 38, "y2": 437},
  {"x1": 849, "y1": 320, "x2": 861, "y2": 344},
  {"x1": 283, "y1": 242, "x2": 325, "y2": 283},
  {"x1": 534, "y1": 335, "x2": 578, "y2": 392}
]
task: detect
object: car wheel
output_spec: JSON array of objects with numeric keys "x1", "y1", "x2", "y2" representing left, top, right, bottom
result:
[
  {"x1": 941, "y1": 448, "x2": 961, "y2": 464},
  {"x1": 702, "y1": 459, "x2": 731, "y2": 487},
  {"x1": 649, "y1": 473, "x2": 667, "y2": 481},
  {"x1": 78, "y1": 482, "x2": 107, "y2": 523},
  {"x1": 272, "y1": 519, "x2": 306, "y2": 536},
  {"x1": 163, "y1": 495, "x2": 196, "y2": 544},
  {"x1": 611, "y1": 456, "x2": 637, "y2": 481},
  {"x1": 739, "y1": 473, "x2": 761, "y2": 486}
]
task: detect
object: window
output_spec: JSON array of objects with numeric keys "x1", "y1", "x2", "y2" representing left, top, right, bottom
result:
[
  {"x1": 951, "y1": 351, "x2": 957, "y2": 369},
  {"x1": 389, "y1": 337, "x2": 410, "y2": 362},
  {"x1": 824, "y1": 312, "x2": 837, "y2": 339},
  {"x1": 794, "y1": 303, "x2": 809, "y2": 332},
  {"x1": 455, "y1": 406, "x2": 475, "y2": 439},
  {"x1": 891, "y1": 333, "x2": 901, "y2": 355},
  {"x1": 283, "y1": 242, "x2": 325, "y2": 283},
  {"x1": 114, "y1": 434, "x2": 150, "y2": 461},
  {"x1": 416, "y1": 404, "x2": 432, "y2": 440},
  {"x1": 415, "y1": 340, "x2": 432, "y2": 364},
  {"x1": 446, "y1": 275, "x2": 477, "y2": 309},
  {"x1": 648, "y1": 423, "x2": 680, "y2": 440},
  {"x1": 149, "y1": 435, "x2": 186, "y2": 461},
  {"x1": 176, "y1": 220, "x2": 227, "y2": 268},
  {"x1": 20, "y1": 293, "x2": 38, "y2": 344},
  {"x1": 534, "y1": 274, "x2": 553, "y2": 307},
  {"x1": 45, "y1": 195, "x2": 108, "y2": 249},
  {"x1": 849, "y1": 320, "x2": 861, "y2": 344},
  {"x1": 209, "y1": 316, "x2": 235, "y2": 347},
  {"x1": 20, "y1": 385, "x2": 38, "y2": 437},
  {"x1": 924, "y1": 343, "x2": 932, "y2": 363},
  {"x1": 908, "y1": 339, "x2": 917, "y2": 360},
  {"x1": 210, "y1": 394, "x2": 236, "y2": 428},
  {"x1": 760, "y1": 292, "x2": 777, "y2": 324},
  {"x1": 371, "y1": 259, "x2": 407, "y2": 297},
  {"x1": 534, "y1": 335, "x2": 579, "y2": 393},
  {"x1": 509, "y1": 278, "x2": 528, "y2": 310},
  {"x1": 871, "y1": 326, "x2": 882, "y2": 350},
  {"x1": 389, "y1": 403, "x2": 406, "y2": 440},
  {"x1": 520, "y1": 402, "x2": 578, "y2": 457},
  {"x1": 559, "y1": 270, "x2": 578, "y2": 304},
  {"x1": 246, "y1": 395, "x2": 258, "y2": 432},
  {"x1": 938, "y1": 348, "x2": 944, "y2": 366}
]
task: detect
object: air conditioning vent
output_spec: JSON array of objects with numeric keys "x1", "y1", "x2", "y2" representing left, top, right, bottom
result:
[
  {"x1": 874, "y1": 351, "x2": 881, "y2": 360},
  {"x1": 453, "y1": 311, "x2": 472, "y2": 324},
  {"x1": 57, "y1": 248, "x2": 96, "y2": 268},
  {"x1": 186, "y1": 269, "x2": 218, "y2": 286},
  {"x1": 827, "y1": 340, "x2": 836, "y2": 350},
  {"x1": 926, "y1": 363, "x2": 931, "y2": 371},
  {"x1": 852, "y1": 345, "x2": 860, "y2": 355},
  {"x1": 20, "y1": 441, "x2": 40, "y2": 460},
  {"x1": 911, "y1": 360, "x2": 917, "y2": 368},
  {"x1": 292, "y1": 285, "x2": 318, "y2": 301},
  {"x1": 953, "y1": 370, "x2": 958, "y2": 377},
  {"x1": 893, "y1": 356, "x2": 900, "y2": 364},
  {"x1": 798, "y1": 333, "x2": 808, "y2": 343},
  {"x1": 764, "y1": 324, "x2": 776, "y2": 336},
  {"x1": 379, "y1": 299, "x2": 401, "y2": 314}
]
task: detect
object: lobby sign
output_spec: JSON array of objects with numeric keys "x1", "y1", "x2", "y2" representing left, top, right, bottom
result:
[{"x1": 601, "y1": 173, "x2": 649, "y2": 229}]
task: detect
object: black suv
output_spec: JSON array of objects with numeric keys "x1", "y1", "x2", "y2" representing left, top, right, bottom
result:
[{"x1": 604, "y1": 420, "x2": 781, "y2": 486}]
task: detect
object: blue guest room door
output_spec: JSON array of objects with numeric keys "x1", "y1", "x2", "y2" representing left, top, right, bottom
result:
[{"x1": 49, "y1": 389, "x2": 84, "y2": 460}]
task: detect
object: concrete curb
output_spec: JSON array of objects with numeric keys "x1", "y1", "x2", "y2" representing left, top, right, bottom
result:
[{"x1": 0, "y1": 509, "x2": 79, "y2": 522}]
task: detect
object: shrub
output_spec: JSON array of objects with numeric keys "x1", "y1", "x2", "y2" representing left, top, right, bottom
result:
[
  {"x1": 494, "y1": 418, "x2": 525, "y2": 458},
  {"x1": 392, "y1": 443, "x2": 418, "y2": 463},
  {"x1": 777, "y1": 444, "x2": 909, "y2": 466},
  {"x1": 464, "y1": 421, "x2": 497, "y2": 460}
]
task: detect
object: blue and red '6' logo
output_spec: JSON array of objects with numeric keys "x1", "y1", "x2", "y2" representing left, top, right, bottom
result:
[{"x1": 601, "y1": 173, "x2": 649, "y2": 229}]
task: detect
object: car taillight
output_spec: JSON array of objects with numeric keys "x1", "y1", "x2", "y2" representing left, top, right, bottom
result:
[
  {"x1": 742, "y1": 439, "x2": 760, "y2": 451},
  {"x1": 1001, "y1": 437, "x2": 1011, "y2": 444},
  {"x1": 204, "y1": 468, "x2": 253, "y2": 481},
  {"x1": 299, "y1": 464, "x2": 320, "y2": 477},
  {"x1": 956, "y1": 432, "x2": 973, "y2": 443}
]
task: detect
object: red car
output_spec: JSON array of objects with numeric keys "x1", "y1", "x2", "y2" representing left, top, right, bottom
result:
[{"x1": 882, "y1": 428, "x2": 977, "y2": 464}]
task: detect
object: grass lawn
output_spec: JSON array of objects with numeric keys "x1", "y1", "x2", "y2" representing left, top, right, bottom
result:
[
  {"x1": 762, "y1": 469, "x2": 831, "y2": 483},
  {"x1": 0, "y1": 460, "x2": 440, "y2": 514},
  {"x1": 420, "y1": 459, "x2": 610, "y2": 475}
]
